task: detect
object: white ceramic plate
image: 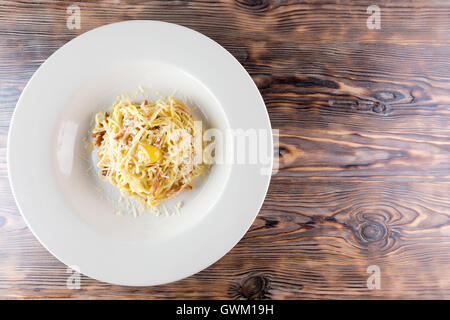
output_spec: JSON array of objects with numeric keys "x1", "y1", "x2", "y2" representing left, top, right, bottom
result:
[{"x1": 8, "y1": 21, "x2": 272, "y2": 286}]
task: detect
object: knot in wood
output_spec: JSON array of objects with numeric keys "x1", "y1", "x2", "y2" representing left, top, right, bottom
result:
[
  {"x1": 238, "y1": 274, "x2": 270, "y2": 299},
  {"x1": 360, "y1": 221, "x2": 386, "y2": 242},
  {"x1": 372, "y1": 102, "x2": 389, "y2": 114},
  {"x1": 373, "y1": 90, "x2": 404, "y2": 102},
  {"x1": 263, "y1": 218, "x2": 279, "y2": 228},
  {"x1": 278, "y1": 145, "x2": 290, "y2": 158},
  {"x1": 235, "y1": 0, "x2": 270, "y2": 12}
]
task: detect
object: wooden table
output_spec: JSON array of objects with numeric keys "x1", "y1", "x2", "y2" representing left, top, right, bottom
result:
[{"x1": 1, "y1": 0, "x2": 450, "y2": 299}]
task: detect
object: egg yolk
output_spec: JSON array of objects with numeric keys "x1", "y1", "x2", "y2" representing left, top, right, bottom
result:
[{"x1": 137, "y1": 144, "x2": 162, "y2": 165}]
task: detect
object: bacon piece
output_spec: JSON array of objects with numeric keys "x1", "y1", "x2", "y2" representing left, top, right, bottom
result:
[
  {"x1": 92, "y1": 131, "x2": 105, "y2": 147},
  {"x1": 114, "y1": 129, "x2": 125, "y2": 140},
  {"x1": 165, "y1": 186, "x2": 181, "y2": 196},
  {"x1": 152, "y1": 170, "x2": 161, "y2": 197}
]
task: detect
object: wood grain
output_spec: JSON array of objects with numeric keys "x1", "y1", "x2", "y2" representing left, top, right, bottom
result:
[{"x1": 1, "y1": 0, "x2": 450, "y2": 299}]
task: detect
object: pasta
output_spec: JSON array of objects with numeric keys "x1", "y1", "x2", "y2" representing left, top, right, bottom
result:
[{"x1": 92, "y1": 95, "x2": 209, "y2": 207}]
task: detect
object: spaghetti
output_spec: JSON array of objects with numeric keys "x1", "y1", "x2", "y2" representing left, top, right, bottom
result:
[{"x1": 92, "y1": 95, "x2": 208, "y2": 207}]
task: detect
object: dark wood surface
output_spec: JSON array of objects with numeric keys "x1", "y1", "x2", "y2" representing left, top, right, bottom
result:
[{"x1": 1, "y1": 0, "x2": 450, "y2": 299}]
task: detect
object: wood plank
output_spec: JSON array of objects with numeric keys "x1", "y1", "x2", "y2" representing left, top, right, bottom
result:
[
  {"x1": 1, "y1": 178, "x2": 450, "y2": 298},
  {"x1": 1, "y1": 0, "x2": 450, "y2": 43}
]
